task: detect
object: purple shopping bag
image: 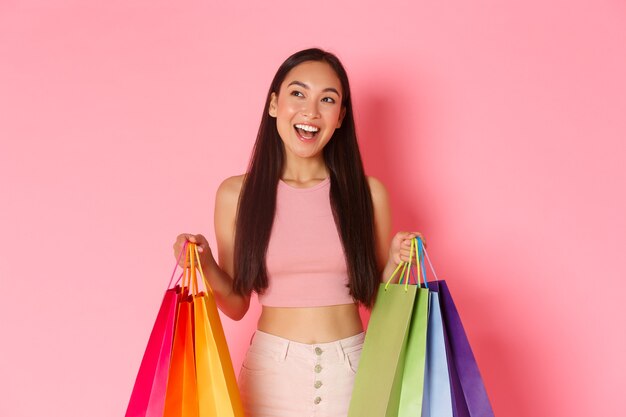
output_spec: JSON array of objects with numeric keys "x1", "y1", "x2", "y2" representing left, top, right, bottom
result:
[
  {"x1": 417, "y1": 238, "x2": 494, "y2": 417},
  {"x1": 427, "y1": 281, "x2": 471, "y2": 417},
  {"x1": 422, "y1": 280, "x2": 494, "y2": 417}
]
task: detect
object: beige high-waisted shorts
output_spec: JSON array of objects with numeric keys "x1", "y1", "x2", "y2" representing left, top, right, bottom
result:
[{"x1": 237, "y1": 329, "x2": 365, "y2": 417}]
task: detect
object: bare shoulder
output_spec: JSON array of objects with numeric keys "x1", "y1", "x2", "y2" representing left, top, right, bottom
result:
[
  {"x1": 216, "y1": 174, "x2": 245, "y2": 205},
  {"x1": 215, "y1": 174, "x2": 245, "y2": 227},
  {"x1": 366, "y1": 176, "x2": 390, "y2": 203}
]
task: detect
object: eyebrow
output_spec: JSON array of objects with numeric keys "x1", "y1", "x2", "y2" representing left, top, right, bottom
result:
[{"x1": 287, "y1": 80, "x2": 341, "y2": 97}]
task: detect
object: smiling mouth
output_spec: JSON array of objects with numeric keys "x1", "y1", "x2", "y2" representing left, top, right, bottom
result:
[{"x1": 294, "y1": 124, "x2": 320, "y2": 140}]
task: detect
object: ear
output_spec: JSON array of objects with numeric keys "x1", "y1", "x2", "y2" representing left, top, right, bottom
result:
[
  {"x1": 268, "y1": 92, "x2": 278, "y2": 118},
  {"x1": 336, "y1": 106, "x2": 347, "y2": 128}
]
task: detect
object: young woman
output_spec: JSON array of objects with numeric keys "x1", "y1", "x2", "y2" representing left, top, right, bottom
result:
[{"x1": 173, "y1": 48, "x2": 423, "y2": 417}]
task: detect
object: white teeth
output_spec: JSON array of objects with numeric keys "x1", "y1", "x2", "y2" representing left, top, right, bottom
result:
[{"x1": 295, "y1": 124, "x2": 320, "y2": 132}]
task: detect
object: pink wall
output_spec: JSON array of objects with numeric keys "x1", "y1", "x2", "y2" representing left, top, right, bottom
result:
[{"x1": 1, "y1": 1, "x2": 624, "y2": 416}]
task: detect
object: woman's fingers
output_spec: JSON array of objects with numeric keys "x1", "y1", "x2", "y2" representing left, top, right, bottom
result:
[
  {"x1": 173, "y1": 233, "x2": 212, "y2": 269},
  {"x1": 397, "y1": 231, "x2": 427, "y2": 262},
  {"x1": 399, "y1": 249, "x2": 418, "y2": 263},
  {"x1": 193, "y1": 234, "x2": 208, "y2": 253},
  {"x1": 413, "y1": 231, "x2": 427, "y2": 248},
  {"x1": 389, "y1": 230, "x2": 427, "y2": 267},
  {"x1": 174, "y1": 233, "x2": 198, "y2": 268},
  {"x1": 407, "y1": 231, "x2": 427, "y2": 248},
  {"x1": 396, "y1": 231, "x2": 425, "y2": 244}
]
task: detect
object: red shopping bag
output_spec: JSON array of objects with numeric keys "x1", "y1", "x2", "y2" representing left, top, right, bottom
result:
[
  {"x1": 125, "y1": 288, "x2": 178, "y2": 417},
  {"x1": 125, "y1": 242, "x2": 188, "y2": 417}
]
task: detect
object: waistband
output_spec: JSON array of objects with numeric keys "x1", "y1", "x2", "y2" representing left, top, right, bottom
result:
[{"x1": 249, "y1": 330, "x2": 365, "y2": 363}]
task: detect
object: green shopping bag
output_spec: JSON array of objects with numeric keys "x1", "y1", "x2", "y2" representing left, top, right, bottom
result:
[
  {"x1": 398, "y1": 238, "x2": 430, "y2": 417},
  {"x1": 348, "y1": 240, "x2": 422, "y2": 417}
]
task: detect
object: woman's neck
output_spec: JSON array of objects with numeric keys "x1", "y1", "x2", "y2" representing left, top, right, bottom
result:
[{"x1": 281, "y1": 155, "x2": 329, "y2": 184}]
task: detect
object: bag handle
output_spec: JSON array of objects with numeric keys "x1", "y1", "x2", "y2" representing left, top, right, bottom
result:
[
  {"x1": 400, "y1": 238, "x2": 417, "y2": 285},
  {"x1": 404, "y1": 238, "x2": 429, "y2": 288},
  {"x1": 406, "y1": 236, "x2": 437, "y2": 289},
  {"x1": 413, "y1": 237, "x2": 428, "y2": 289},
  {"x1": 384, "y1": 237, "x2": 421, "y2": 291},
  {"x1": 190, "y1": 242, "x2": 198, "y2": 295},
  {"x1": 413, "y1": 236, "x2": 440, "y2": 284},
  {"x1": 382, "y1": 235, "x2": 438, "y2": 291},
  {"x1": 187, "y1": 242, "x2": 215, "y2": 296},
  {"x1": 165, "y1": 240, "x2": 215, "y2": 296},
  {"x1": 177, "y1": 242, "x2": 197, "y2": 296},
  {"x1": 182, "y1": 240, "x2": 193, "y2": 295},
  {"x1": 167, "y1": 240, "x2": 190, "y2": 289},
  {"x1": 419, "y1": 237, "x2": 439, "y2": 282}
]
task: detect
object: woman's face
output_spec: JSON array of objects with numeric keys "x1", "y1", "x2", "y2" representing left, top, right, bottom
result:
[{"x1": 269, "y1": 60, "x2": 346, "y2": 161}]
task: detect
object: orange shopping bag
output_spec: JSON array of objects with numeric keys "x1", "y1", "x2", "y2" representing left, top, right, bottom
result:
[{"x1": 163, "y1": 245, "x2": 199, "y2": 417}]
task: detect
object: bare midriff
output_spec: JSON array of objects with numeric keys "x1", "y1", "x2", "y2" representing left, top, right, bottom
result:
[{"x1": 257, "y1": 303, "x2": 364, "y2": 344}]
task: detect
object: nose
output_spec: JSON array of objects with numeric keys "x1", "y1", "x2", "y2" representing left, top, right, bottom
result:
[{"x1": 301, "y1": 99, "x2": 320, "y2": 119}]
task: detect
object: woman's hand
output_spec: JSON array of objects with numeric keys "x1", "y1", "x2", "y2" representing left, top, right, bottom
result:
[
  {"x1": 173, "y1": 232, "x2": 249, "y2": 321},
  {"x1": 173, "y1": 233, "x2": 214, "y2": 270},
  {"x1": 380, "y1": 231, "x2": 427, "y2": 284},
  {"x1": 387, "y1": 231, "x2": 427, "y2": 266}
]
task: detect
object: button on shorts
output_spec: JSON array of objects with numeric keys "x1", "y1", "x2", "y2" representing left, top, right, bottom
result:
[{"x1": 238, "y1": 330, "x2": 365, "y2": 417}]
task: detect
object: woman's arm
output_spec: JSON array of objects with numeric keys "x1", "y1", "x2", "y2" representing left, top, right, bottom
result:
[
  {"x1": 368, "y1": 176, "x2": 422, "y2": 284},
  {"x1": 368, "y1": 176, "x2": 393, "y2": 275},
  {"x1": 178, "y1": 176, "x2": 250, "y2": 320},
  {"x1": 209, "y1": 175, "x2": 251, "y2": 321}
]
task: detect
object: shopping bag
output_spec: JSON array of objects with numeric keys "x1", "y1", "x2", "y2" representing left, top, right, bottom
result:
[
  {"x1": 421, "y1": 243, "x2": 494, "y2": 417},
  {"x1": 422, "y1": 291, "x2": 453, "y2": 417},
  {"x1": 424, "y1": 280, "x2": 469, "y2": 417},
  {"x1": 406, "y1": 236, "x2": 453, "y2": 417},
  {"x1": 125, "y1": 242, "x2": 188, "y2": 417},
  {"x1": 190, "y1": 244, "x2": 245, "y2": 417},
  {"x1": 398, "y1": 239, "x2": 430, "y2": 417},
  {"x1": 348, "y1": 244, "x2": 419, "y2": 417},
  {"x1": 125, "y1": 288, "x2": 179, "y2": 417},
  {"x1": 163, "y1": 246, "x2": 199, "y2": 417},
  {"x1": 438, "y1": 280, "x2": 494, "y2": 417}
]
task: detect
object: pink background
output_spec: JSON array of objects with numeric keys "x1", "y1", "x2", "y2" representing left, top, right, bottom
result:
[{"x1": 1, "y1": 1, "x2": 625, "y2": 416}]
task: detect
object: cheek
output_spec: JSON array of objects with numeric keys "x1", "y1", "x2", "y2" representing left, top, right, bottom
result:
[
  {"x1": 323, "y1": 107, "x2": 342, "y2": 123},
  {"x1": 274, "y1": 103, "x2": 297, "y2": 138},
  {"x1": 277, "y1": 96, "x2": 301, "y2": 115}
]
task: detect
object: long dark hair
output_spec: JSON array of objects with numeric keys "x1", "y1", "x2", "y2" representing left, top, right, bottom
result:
[{"x1": 233, "y1": 48, "x2": 379, "y2": 308}]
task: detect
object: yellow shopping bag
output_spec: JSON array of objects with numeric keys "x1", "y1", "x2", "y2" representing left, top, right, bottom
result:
[{"x1": 190, "y1": 243, "x2": 245, "y2": 417}]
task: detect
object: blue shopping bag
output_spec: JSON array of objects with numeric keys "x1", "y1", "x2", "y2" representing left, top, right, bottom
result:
[{"x1": 422, "y1": 291, "x2": 454, "y2": 417}]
